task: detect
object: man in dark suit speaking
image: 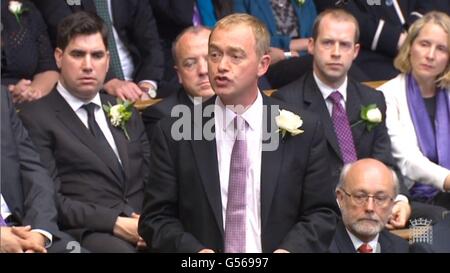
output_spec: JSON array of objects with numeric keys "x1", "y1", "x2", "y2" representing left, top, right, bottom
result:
[
  {"x1": 19, "y1": 12, "x2": 150, "y2": 253},
  {"x1": 139, "y1": 13, "x2": 338, "y2": 253}
]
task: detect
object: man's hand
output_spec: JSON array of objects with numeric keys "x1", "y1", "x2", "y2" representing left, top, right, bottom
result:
[
  {"x1": 113, "y1": 214, "x2": 146, "y2": 248},
  {"x1": 1, "y1": 226, "x2": 47, "y2": 253},
  {"x1": 138, "y1": 82, "x2": 157, "y2": 100},
  {"x1": 444, "y1": 174, "x2": 450, "y2": 191},
  {"x1": 289, "y1": 38, "x2": 309, "y2": 52},
  {"x1": 386, "y1": 201, "x2": 411, "y2": 229},
  {"x1": 269, "y1": 47, "x2": 299, "y2": 65},
  {"x1": 104, "y1": 79, "x2": 143, "y2": 102}
]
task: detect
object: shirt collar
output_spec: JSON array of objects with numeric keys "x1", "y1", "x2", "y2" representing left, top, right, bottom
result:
[
  {"x1": 57, "y1": 81, "x2": 102, "y2": 112},
  {"x1": 215, "y1": 91, "x2": 262, "y2": 132},
  {"x1": 346, "y1": 227, "x2": 379, "y2": 253},
  {"x1": 313, "y1": 72, "x2": 348, "y2": 102}
]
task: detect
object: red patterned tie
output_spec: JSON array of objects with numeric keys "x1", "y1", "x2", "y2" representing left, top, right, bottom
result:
[
  {"x1": 224, "y1": 116, "x2": 248, "y2": 253},
  {"x1": 358, "y1": 243, "x2": 373, "y2": 253},
  {"x1": 328, "y1": 91, "x2": 357, "y2": 163}
]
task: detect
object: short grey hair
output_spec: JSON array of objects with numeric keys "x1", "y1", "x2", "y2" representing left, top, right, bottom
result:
[{"x1": 336, "y1": 162, "x2": 400, "y2": 196}]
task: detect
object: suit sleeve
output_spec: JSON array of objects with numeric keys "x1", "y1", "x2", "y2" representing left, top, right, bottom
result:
[
  {"x1": 149, "y1": 0, "x2": 194, "y2": 28},
  {"x1": 343, "y1": 0, "x2": 403, "y2": 58},
  {"x1": 279, "y1": 117, "x2": 339, "y2": 252},
  {"x1": 130, "y1": 0, "x2": 164, "y2": 83},
  {"x1": 138, "y1": 120, "x2": 205, "y2": 252},
  {"x1": 19, "y1": 106, "x2": 122, "y2": 233},
  {"x1": 141, "y1": 103, "x2": 166, "y2": 144},
  {"x1": 4, "y1": 91, "x2": 60, "y2": 236}
]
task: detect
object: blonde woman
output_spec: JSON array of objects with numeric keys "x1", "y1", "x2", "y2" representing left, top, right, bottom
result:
[{"x1": 379, "y1": 12, "x2": 450, "y2": 209}]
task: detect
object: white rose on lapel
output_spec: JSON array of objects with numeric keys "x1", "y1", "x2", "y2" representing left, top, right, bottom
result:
[
  {"x1": 366, "y1": 108, "x2": 382, "y2": 123},
  {"x1": 103, "y1": 99, "x2": 134, "y2": 140},
  {"x1": 352, "y1": 104, "x2": 382, "y2": 132},
  {"x1": 275, "y1": 109, "x2": 304, "y2": 138},
  {"x1": 297, "y1": 0, "x2": 306, "y2": 6},
  {"x1": 9, "y1": 1, "x2": 27, "y2": 25}
]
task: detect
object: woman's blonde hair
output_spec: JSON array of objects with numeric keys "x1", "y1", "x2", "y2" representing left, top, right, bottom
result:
[{"x1": 394, "y1": 11, "x2": 450, "y2": 89}]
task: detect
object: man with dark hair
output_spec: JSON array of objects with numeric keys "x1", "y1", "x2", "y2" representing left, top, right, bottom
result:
[
  {"x1": 19, "y1": 12, "x2": 150, "y2": 253},
  {"x1": 34, "y1": 0, "x2": 164, "y2": 101}
]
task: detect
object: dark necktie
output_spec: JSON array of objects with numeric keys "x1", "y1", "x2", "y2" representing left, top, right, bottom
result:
[
  {"x1": 82, "y1": 103, "x2": 124, "y2": 181},
  {"x1": 0, "y1": 214, "x2": 7, "y2": 227},
  {"x1": 358, "y1": 243, "x2": 373, "y2": 253},
  {"x1": 224, "y1": 116, "x2": 248, "y2": 253},
  {"x1": 328, "y1": 91, "x2": 357, "y2": 163},
  {"x1": 93, "y1": 0, "x2": 125, "y2": 80}
]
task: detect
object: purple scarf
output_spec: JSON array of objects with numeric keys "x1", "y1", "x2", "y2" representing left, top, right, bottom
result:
[{"x1": 407, "y1": 74, "x2": 450, "y2": 201}]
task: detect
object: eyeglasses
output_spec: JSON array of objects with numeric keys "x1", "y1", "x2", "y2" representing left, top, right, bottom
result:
[{"x1": 339, "y1": 188, "x2": 394, "y2": 207}]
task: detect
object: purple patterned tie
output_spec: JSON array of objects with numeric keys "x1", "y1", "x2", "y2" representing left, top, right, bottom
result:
[
  {"x1": 192, "y1": 3, "x2": 202, "y2": 26},
  {"x1": 224, "y1": 116, "x2": 247, "y2": 253},
  {"x1": 328, "y1": 91, "x2": 357, "y2": 163},
  {"x1": 0, "y1": 214, "x2": 7, "y2": 227}
]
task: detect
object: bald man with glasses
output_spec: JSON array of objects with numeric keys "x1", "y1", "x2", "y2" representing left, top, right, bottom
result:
[{"x1": 329, "y1": 158, "x2": 410, "y2": 253}]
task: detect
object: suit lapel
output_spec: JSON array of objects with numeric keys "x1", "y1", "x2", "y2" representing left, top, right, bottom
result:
[
  {"x1": 190, "y1": 99, "x2": 224, "y2": 235},
  {"x1": 260, "y1": 96, "x2": 283, "y2": 229},
  {"x1": 346, "y1": 82, "x2": 365, "y2": 149},
  {"x1": 52, "y1": 92, "x2": 124, "y2": 186},
  {"x1": 303, "y1": 74, "x2": 342, "y2": 159},
  {"x1": 335, "y1": 221, "x2": 358, "y2": 253},
  {"x1": 101, "y1": 95, "x2": 130, "y2": 183}
]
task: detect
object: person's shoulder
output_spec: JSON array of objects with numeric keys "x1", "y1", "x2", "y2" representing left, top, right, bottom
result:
[
  {"x1": 380, "y1": 229, "x2": 410, "y2": 252},
  {"x1": 349, "y1": 78, "x2": 386, "y2": 102},
  {"x1": 275, "y1": 72, "x2": 311, "y2": 99}
]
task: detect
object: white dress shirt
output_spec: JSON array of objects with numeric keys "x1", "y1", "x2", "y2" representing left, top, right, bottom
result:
[
  {"x1": 57, "y1": 82, "x2": 121, "y2": 162},
  {"x1": 313, "y1": 72, "x2": 348, "y2": 115},
  {"x1": 215, "y1": 92, "x2": 263, "y2": 253},
  {"x1": 346, "y1": 228, "x2": 380, "y2": 253},
  {"x1": 105, "y1": 0, "x2": 157, "y2": 89}
]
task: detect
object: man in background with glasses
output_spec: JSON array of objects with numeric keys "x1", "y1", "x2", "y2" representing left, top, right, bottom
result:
[{"x1": 329, "y1": 158, "x2": 409, "y2": 253}]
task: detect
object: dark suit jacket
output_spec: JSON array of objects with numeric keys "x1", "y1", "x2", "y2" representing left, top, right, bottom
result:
[
  {"x1": 1, "y1": 87, "x2": 61, "y2": 238},
  {"x1": 139, "y1": 94, "x2": 339, "y2": 253},
  {"x1": 19, "y1": 90, "x2": 150, "y2": 239},
  {"x1": 141, "y1": 88, "x2": 193, "y2": 142},
  {"x1": 330, "y1": 0, "x2": 431, "y2": 80},
  {"x1": 273, "y1": 72, "x2": 405, "y2": 192},
  {"x1": 329, "y1": 220, "x2": 409, "y2": 253},
  {"x1": 34, "y1": 0, "x2": 164, "y2": 83}
]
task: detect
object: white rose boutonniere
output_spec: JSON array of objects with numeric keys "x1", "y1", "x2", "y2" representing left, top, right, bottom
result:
[
  {"x1": 9, "y1": 1, "x2": 27, "y2": 26},
  {"x1": 103, "y1": 99, "x2": 134, "y2": 140},
  {"x1": 352, "y1": 104, "x2": 382, "y2": 131},
  {"x1": 275, "y1": 109, "x2": 304, "y2": 138},
  {"x1": 297, "y1": 0, "x2": 306, "y2": 6}
]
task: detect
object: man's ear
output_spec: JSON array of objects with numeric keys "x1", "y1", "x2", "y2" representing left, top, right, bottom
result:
[
  {"x1": 174, "y1": 65, "x2": 183, "y2": 84},
  {"x1": 257, "y1": 54, "x2": 271, "y2": 77},
  {"x1": 307, "y1": 38, "x2": 315, "y2": 55},
  {"x1": 353, "y1": 43, "x2": 360, "y2": 60},
  {"x1": 55, "y1": 48, "x2": 63, "y2": 69}
]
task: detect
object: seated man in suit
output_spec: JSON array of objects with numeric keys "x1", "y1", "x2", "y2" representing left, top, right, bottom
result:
[
  {"x1": 19, "y1": 12, "x2": 150, "y2": 253},
  {"x1": 330, "y1": 158, "x2": 409, "y2": 253},
  {"x1": 138, "y1": 13, "x2": 338, "y2": 253},
  {"x1": 1, "y1": 87, "x2": 79, "y2": 253},
  {"x1": 273, "y1": 8, "x2": 445, "y2": 231},
  {"x1": 141, "y1": 25, "x2": 215, "y2": 142},
  {"x1": 34, "y1": 0, "x2": 164, "y2": 101}
]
